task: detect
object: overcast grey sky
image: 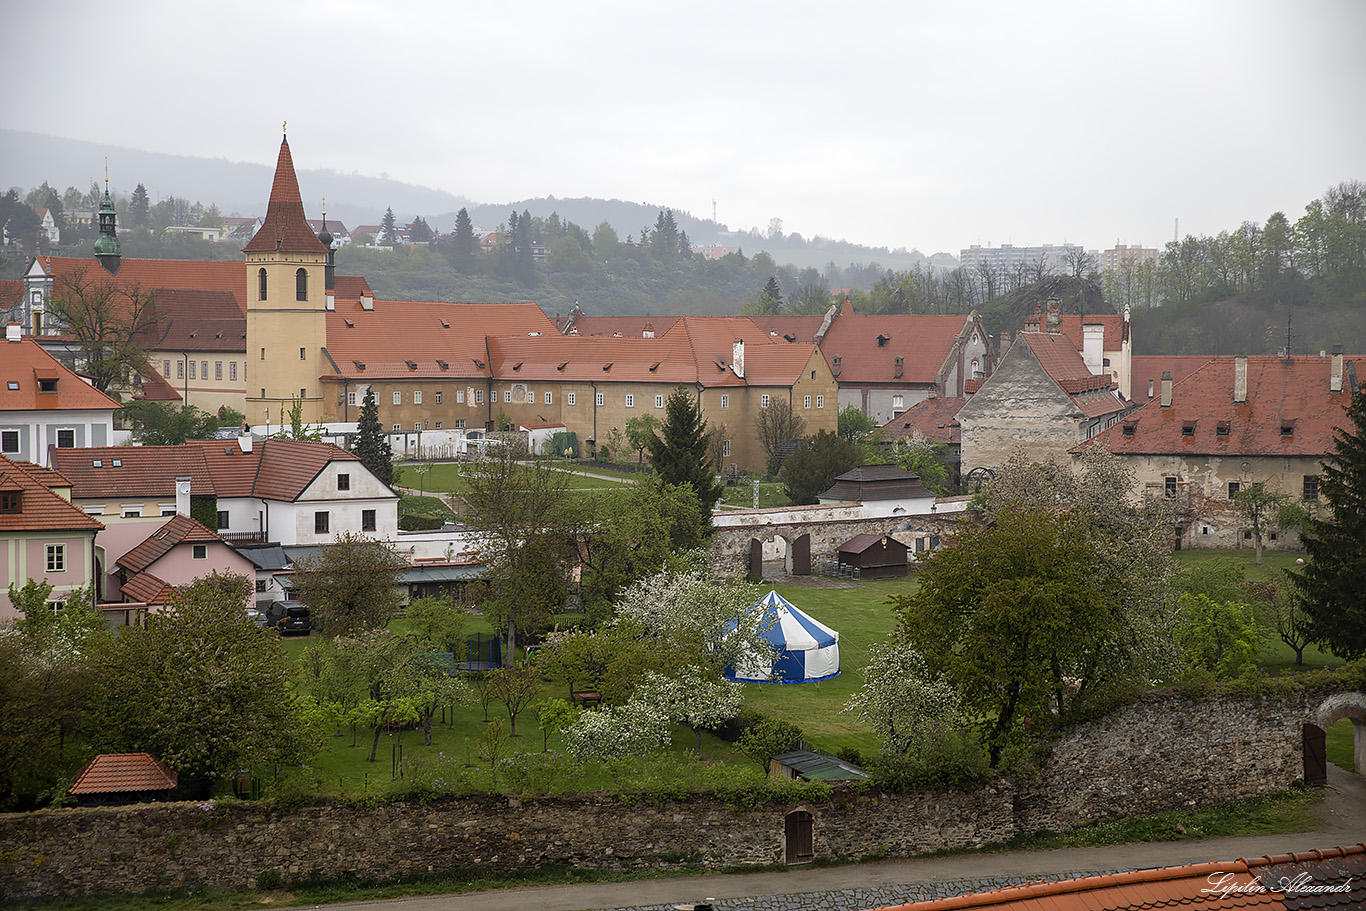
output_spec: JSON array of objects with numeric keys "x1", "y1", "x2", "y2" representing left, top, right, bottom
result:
[{"x1": 5, "y1": 0, "x2": 1363, "y2": 255}]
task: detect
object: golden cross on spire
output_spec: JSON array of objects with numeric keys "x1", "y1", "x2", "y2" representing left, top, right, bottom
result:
[
  {"x1": 104, "y1": 157, "x2": 109, "y2": 189},
  {"x1": 283, "y1": 120, "x2": 287, "y2": 135}
]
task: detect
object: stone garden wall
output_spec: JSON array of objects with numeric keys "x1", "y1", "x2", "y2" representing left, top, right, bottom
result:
[{"x1": 0, "y1": 690, "x2": 1355, "y2": 900}]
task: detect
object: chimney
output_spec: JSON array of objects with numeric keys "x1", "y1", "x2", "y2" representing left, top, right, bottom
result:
[
  {"x1": 326, "y1": 292, "x2": 335, "y2": 311},
  {"x1": 1331, "y1": 345, "x2": 1344, "y2": 393},
  {"x1": 1160, "y1": 371, "x2": 1172, "y2": 408},
  {"x1": 1234, "y1": 352, "x2": 1248, "y2": 404},
  {"x1": 1082, "y1": 323, "x2": 1104, "y2": 374},
  {"x1": 238, "y1": 425, "x2": 254, "y2": 453},
  {"x1": 5, "y1": 322, "x2": 19, "y2": 342},
  {"x1": 175, "y1": 476, "x2": 191, "y2": 517},
  {"x1": 1046, "y1": 297, "x2": 1061, "y2": 334},
  {"x1": 360, "y1": 293, "x2": 374, "y2": 311},
  {"x1": 732, "y1": 339, "x2": 745, "y2": 378}
]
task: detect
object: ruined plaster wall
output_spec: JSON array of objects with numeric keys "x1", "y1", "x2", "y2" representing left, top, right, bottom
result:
[
  {"x1": 957, "y1": 343, "x2": 1083, "y2": 476},
  {"x1": 1, "y1": 691, "x2": 1346, "y2": 900}
]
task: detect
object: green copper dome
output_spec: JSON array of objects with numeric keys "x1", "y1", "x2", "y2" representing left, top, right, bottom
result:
[{"x1": 94, "y1": 190, "x2": 121, "y2": 258}]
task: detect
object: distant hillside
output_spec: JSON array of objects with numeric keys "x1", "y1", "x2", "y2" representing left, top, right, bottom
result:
[{"x1": 0, "y1": 130, "x2": 958, "y2": 270}]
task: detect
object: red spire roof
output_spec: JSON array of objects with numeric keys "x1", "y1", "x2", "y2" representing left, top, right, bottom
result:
[{"x1": 242, "y1": 137, "x2": 328, "y2": 255}]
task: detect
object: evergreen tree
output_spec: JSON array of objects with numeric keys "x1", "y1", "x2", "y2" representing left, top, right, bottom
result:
[
  {"x1": 379, "y1": 207, "x2": 399, "y2": 246},
  {"x1": 354, "y1": 388, "x2": 394, "y2": 487},
  {"x1": 409, "y1": 215, "x2": 433, "y2": 244},
  {"x1": 645, "y1": 386, "x2": 722, "y2": 538},
  {"x1": 779, "y1": 430, "x2": 863, "y2": 505},
  {"x1": 651, "y1": 209, "x2": 679, "y2": 260},
  {"x1": 129, "y1": 183, "x2": 150, "y2": 228},
  {"x1": 1290, "y1": 388, "x2": 1366, "y2": 659},
  {"x1": 450, "y1": 207, "x2": 478, "y2": 271}
]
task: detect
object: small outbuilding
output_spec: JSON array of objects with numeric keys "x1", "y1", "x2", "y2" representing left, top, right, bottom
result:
[
  {"x1": 770, "y1": 750, "x2": 867, "y2": 782},
  {"x1": 68, "y1": 753, "x2": 178, "y2": 806},
  {"x1": 838, "y1": 533, "x2": 909, "y2": 579}
]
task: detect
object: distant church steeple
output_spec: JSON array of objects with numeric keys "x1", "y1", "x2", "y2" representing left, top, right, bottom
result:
[
  {"x1": 318, "y1": 197, "x2": 336, "y2": 292},
  {"x1": 94, "y1": 162, "x2": 121, "y2": 274}
]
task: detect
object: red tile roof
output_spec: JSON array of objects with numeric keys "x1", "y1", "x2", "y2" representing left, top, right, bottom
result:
[
  {"x1": 881, "y1": 396, "x2": 965, "y2": 445},
  {"x1": 36, "y1": 255, "x2": 250, "y2": 313},
  {"x1": 556, "y1": 315, "x2": 682, "y2": 337},
  {"x1": 1089, "y1": 355, "x2": 1364, "y2": 457},
  {"x1": 120, "y1": 570, "x2": 176, "y2": 605},
  {"x1": 242, "y1": 137, "x2": 329, "y2": 255},
  {"x1": 134, "y1": 368, "x2": 183, "y2": 402},
  {"x1": 250, "y1": 439, "x2": 358, "y2": 501},
  {"x1": 808, "y1": 314, "x2": 979, "y2": 386},
  {"x1": 1019, "y1": 333, "x2": 1126, "y2": 419},
  {"x1": 869, "y1": 844, "x2": 1366, "y2": 910},
  {"x1": 69, "y1": 753, "x2": 178, "y2": 795},
  {"x1": 1130, "y1": 355, "x2": 1215, "y2": 403},
  {"x1": 324, "y1": 298, "x2": 556, "y2": 379},
  {"x1": 0, "y1": 339, "x2": 121, "y2": 413},
  {"x1": 138, "y1": 290, "x2": 246, "y2": 353},
  {"x1": 118, "y1": 514, "x2": 222, "y2": 573},
  {"x1": 51, "y1": 446, "x2": 216, "y2": 498},
  {"x1": 1058, "y1": 312, "x2": 1126, "y2": 352},
  {"x1": 666, "y1": 317, "x2": 820, "y2": 387},
  {"x1": 0, "y1": 455, "x2": 103, "y2": 533}
]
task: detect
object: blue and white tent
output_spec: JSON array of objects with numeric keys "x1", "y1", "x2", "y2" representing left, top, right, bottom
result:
[{"x1": 724, "y1": 590, "x2": 840, "y2": 684}]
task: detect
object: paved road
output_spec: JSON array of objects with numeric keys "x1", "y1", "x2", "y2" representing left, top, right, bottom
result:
[{"x1": 303, "y1": 764, "x2": 1366, "y2": 911}]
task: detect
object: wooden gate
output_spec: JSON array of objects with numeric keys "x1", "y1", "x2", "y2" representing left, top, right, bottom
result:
[
  {"x1": 1303, "y1": 722, "x2": 1327, "y2": 786},
  {"x1": 784, "y1": 810, "x2": 814, "y2": 865},
  {"x1": 792, "y1": 534, "x2": 811, "y2": 575},
  {"x1": 748, "y1": 539, "x2": 763, "y2": 580}
]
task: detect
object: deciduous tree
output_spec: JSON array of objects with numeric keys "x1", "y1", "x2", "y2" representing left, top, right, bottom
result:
[
  {"x1": 291, "y1": 533, "x2": 407, "y2": 636},
  {"x1": 754, "y1": 399, "x2": 806, "y2": 474},
  {"x1": 779, "y1": 430, "x2": 862, "y2": 505},
  {"x1": 43, "y1": 268, "x2": 158, "y2": 392},
  {"x1": 89, "y1": 572, "x2": 309, "y2": 783},
  {"x1": 1234, "y1": 484, "x2": 1306, "y2": 565}
]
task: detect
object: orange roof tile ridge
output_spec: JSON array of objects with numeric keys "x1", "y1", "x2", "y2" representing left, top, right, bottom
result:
[
  {"x1": 1239, "y1": 843, "x2": 1366, "y2": 869},
  {"x1": 869, "y1": 859, "x2": 1257, "y2": 911}
]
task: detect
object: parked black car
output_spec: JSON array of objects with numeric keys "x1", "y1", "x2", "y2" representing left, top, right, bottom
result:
[{"x1": 269, "y1": 601, "x2": 312, "y2": 636}]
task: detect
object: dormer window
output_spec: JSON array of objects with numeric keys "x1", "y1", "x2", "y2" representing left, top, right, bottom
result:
[
  {"x1": 1181, "y1": 421, "x2": 1195, "y2": 437},
  {"x1": 1280, "y1": 421, "x2": 1294, "y2": 437},
  {"x1": 38, "y1": 378, "x2": 57, "y2": 393},
  {"x1": 1216, "y1": 421, "x2": 1230, "y2": 437},
  {"x1": 0, "y1": 491, "x2": 20, "y2": 514},
  {"x1": 876, "y1": 334, "x2": 890, "y2": 347},
  {"x1": 1121, "y1": 422, "x2": 1136, "y2": 437}
]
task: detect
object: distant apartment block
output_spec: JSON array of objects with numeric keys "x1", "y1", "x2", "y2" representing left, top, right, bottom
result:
[
  {"x1": 1098, "y1": 244, "x2": 1160, "y2": 272},
  {"x1": 958, "y1": 243, "x2": 1086, "y2": 276}
]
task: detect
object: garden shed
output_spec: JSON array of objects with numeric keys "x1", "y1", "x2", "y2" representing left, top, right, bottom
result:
[
  {"x1": 68, "y1": 753, "x2": 178, "y2": 806},
  {"x1": 724, "y1": 590, "x2": 840, "y2": 684},
  {"x1": 837, "y1": 533, "x2": 909, "y2": 579}
]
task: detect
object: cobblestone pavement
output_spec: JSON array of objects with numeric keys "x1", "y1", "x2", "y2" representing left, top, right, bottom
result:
[{"x1": 599, "y1": 871, "x2": 1118, "y2": 911}]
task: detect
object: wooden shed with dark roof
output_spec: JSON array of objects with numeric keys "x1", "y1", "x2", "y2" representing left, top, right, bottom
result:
[{"x1": 837, "y1": 532, "x2": 909, "y2": 579}]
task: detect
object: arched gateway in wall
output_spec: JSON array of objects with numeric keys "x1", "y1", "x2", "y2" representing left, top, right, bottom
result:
[{"x1": 1303, "y1": 691, "x2": 1366, "y2": 785}]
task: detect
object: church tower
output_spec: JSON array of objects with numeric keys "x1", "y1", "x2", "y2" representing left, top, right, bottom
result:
[
  {"x1": 94, "y1": 167, "x2": 122, "y2": 275},
  {"x1": 244, "y1": 128, "x2": 330, "y2": 425}
]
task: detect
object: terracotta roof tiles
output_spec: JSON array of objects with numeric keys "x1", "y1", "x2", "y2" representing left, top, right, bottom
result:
[
  {"x1": 36, "y1": 255, "x2": 250, "y2": 313},
  {"x1": 118, "y1": 514, "x2": 222, "y2": 573},
  {"x1": 0, "y1": 455, "x2": 104, "y2": 534},
  {"x1": 250, "y1": 439, "x2": 358, "y2": 501},
  {"x1": 120, "y1": 570, "x2": 176, "y2": 605},
  {"x1": 242, "y1": 138, "x2": 329, "y2": 255},
  {"x1": 0, "y1": 339, "x2": 122, "y2": 413},
  {"x1": 868, "y1": 844, "x2": 1366, "y2": 911},
  {"x1": 68, "y1": 753, "x2": 178, "y2": 795},
  {"x1": 50, "y1": 446, "x2": 216, "y2": 499},
  {"x1": 882, "y1": 396, "x2": 966, "y2": 445},
  {"x1": 1090, "y1": 355, "x2": 1364, "y2": 458}
]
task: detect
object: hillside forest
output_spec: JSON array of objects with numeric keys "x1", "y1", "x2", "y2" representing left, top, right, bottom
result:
[{"x1": 2, "y1": 179, "x2": 1362, "y2": 356}]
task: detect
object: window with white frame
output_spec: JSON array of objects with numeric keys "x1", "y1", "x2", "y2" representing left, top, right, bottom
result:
[
  {"x1": 192, "y1": 544, "x2": 208, "y2": 560},
  {"x1": 188, "y1": 361, "x2": 196, "y2": 380},
  {"x1": 415, "y1": 422, "x2": 422, "y2": 431},
  {"x1": 347, "y1": 391, "x2": 356, "y2": 406},
  {"x1": 455, "y1": 419, "x2": 466, "y2": 430},
  {"x1": 816, "y1": 395, "x2": 824, "y2": 408},
  {"x1": 201, "y1": 361, "x2": 208, "y2": 379},
  {"x1": 177, "y1": 360, "x2": 184, "y2": 379},
  {"x1": 414, "y1": 390, "x2": 423, "y2": 405},
  {"x1": 545, "y1": 391, "x2": 552, "y2": 405},
  {"x1": 57, "y1": 429, "x2": 75, "y2": 448},
  {"x1": 476, "y1": 390, "x2": 484, "y2": 404},
  {"x1": 0, "y1": 430, "x2": 17, "y2": 453},
  {"x1": 46, "y1": 544, "x2": 65, "y2": 573},
  {"x1": 721, "y1": 394, "x2": 729, "y2": 409},
  {"x1": 393, "y1": 391, "x2": 402, "y2": 405},
  {"x1": 892, "y1": 394, "x2": 904, "y2": 410},
  {"x1": 722, "y1": 440, "x2": 731, "y2": 457},
  {"x1": 230, "y1": 362, "x2": 237, "y2": 381},
  {"x1": 655, "y1": 394, "x2": 664, "y2": 408},
  {"x1": 504, "y1": 390, "x2": 512, "y2": 403},
  {"x1": 567, "y1": 392, "x2": 576, "y2": 406},
  {"x1": 435, "y1": 391, "x2": 442, "y2": 404},
  {"x1": 215, "y1": 361, "x2": 223, "y2": 381},
  {"x1": 595, "y1": 392, "x2": 604, "y2": 406},
  {"x1": 804, "y1": 395, "x2": 811, "y2": 408},
  {"x1": 393, "y1": 423, "x2": 401, "y2": 431},
  {"x1": 457, "y1": 390, "x2": 465, "y2": 403},
  {"x1": 625, "y1": 394, "x2": 635, "y2": 408},
  {"x1": 526, "y1": 388, "x2": 533, "y2": 402},
  {"x1": 163, "y1": 359, "x2": 171, "y2": 377},
  {"x1": 122, "y1": 505, "x2": 142, "y2": 518},
  {"x1": 761, "y1": 394, "x2": 770, "y2": 408}
]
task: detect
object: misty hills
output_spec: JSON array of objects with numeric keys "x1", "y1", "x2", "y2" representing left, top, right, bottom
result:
[{"x1": 0, "y1": 129, "x2": 950, "y2": 271}]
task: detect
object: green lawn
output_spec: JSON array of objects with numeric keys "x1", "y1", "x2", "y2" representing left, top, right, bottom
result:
[
  {"x1": 395, "y1": 462, "x2": 635, "y2": 495},
  {"x1": 718, "y1": 479, "x2": 791, "y2": 509}
]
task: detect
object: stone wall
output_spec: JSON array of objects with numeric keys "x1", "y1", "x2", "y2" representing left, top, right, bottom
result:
[
  {"x1": 0, "y1": 690, "x2": 1354, "y2": 900},
  {"x1": 709, "y1": 507, "x2": 969, "y2": 579}
]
